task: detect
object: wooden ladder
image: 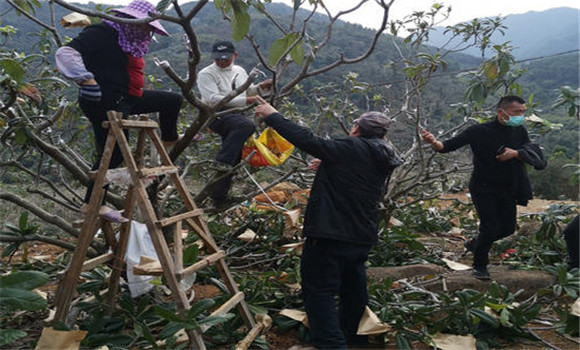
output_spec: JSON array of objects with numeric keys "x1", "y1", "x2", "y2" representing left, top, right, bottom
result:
[{"x1": 53, "y1": 111, "x2": 263, "y2": 349}]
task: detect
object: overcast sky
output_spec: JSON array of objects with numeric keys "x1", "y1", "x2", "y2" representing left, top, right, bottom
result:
[{"x1": 68, "y1": 0, "x2": 580, "y2": 30}]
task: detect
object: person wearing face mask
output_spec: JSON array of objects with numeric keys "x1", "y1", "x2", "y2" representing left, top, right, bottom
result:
[
  {"x1": 421, "y1": 95, "x2": 547, "y2": 279},
  {"x1": 55, "y1": 0, "x2": 184, "y2": 222},
  {"x1": 197, "y1": 41, "x2": 273, "y2": 208}
]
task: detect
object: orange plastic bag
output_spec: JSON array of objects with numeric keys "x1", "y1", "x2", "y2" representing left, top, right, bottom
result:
[{"x1": 242, "y1": 127, "x2": 294, "y2": 167}]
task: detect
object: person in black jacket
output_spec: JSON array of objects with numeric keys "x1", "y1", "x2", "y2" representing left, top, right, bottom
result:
[
  {"x1": 255, "y1": 97, "x2": 402, "y2": 349},
  {"x1": 422, "y1": 95, "x2": 547, "y2": 280},
  {"x1": 55, "y1": 0, "x2": 183, "y2": 222}
]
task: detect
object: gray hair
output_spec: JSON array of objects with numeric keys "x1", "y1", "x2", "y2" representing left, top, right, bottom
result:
[{"x1": 354, "y1": 111, "x2": 392, "y2": 138}]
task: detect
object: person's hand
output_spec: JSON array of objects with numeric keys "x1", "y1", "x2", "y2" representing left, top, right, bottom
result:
[
  {"x1": 254, "y1": 96, "x2": 278, "y2": 120},
  {"x1": 308, "y1": 158, "x2": 321, "y2": 171},
  {"x1": 259, "y1": 79, "x2": 273, "y2": 91},
  {"x1": 496, "y1": 147, "x2": 519, "y2": 162},
  {"x1": 246, "y1": 95, "x2": 260, "y2": 105},
  {"x1": 421, "y1": 129, "x2": 443, "y2": 151}
]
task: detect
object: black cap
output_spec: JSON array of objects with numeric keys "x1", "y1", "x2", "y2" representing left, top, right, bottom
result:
[{"x1": 211, "y1": 41, "x2": 236, "y2": 60}]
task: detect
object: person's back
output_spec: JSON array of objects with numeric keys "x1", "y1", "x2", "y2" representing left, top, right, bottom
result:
[{"x1": 303, "y1": 135, "x2": 399, "y2": 244}]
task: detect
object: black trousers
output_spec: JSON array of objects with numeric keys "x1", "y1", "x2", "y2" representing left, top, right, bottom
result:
[
  {"x1": 300, "y1": 238, "x2": 372, "y2": 349},
  {"x1": 80, "y1": 90, "x2": 183, "y2": 203},
  {"x1": 563, "y1": 215, "x2": 579, "y2": 270},
  {"x1": 209, "y1": 114, "x2": 255, "y2": 201},
  {"x1": 469, "y1": 184, "x2": 517, "y2": 268}
]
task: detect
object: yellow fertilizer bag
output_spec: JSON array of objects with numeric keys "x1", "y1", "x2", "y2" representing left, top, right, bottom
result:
[{"x1": 242, "y1": 127, "x2": 294, "y2": 167}]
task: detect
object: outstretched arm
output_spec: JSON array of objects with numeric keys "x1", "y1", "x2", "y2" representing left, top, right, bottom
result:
[{"x1": 421, "y1": 129, "x2": 444, "y2": 151}]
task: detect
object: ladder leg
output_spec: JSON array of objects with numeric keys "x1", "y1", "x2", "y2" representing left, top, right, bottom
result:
[
  {"x1": 105, "y1": 186, "x2": 137, "y2": 309},
  {"x1": 53, "y1": 131, "x2": 117, "y2": 324}
]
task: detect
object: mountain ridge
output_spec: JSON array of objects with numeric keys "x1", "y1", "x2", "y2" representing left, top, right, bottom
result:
[{"x1": 425, "y1": 7, "x2": 579, "y2": 60}]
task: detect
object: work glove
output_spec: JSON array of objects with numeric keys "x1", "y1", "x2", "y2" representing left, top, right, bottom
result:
[{"x1": 79, "y1": 84, "x2": 102, "y2": 102}]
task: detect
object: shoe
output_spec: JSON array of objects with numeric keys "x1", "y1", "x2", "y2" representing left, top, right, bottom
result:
[{"x1": 472, "y1": 267, "x2": 491, "y2": 280}]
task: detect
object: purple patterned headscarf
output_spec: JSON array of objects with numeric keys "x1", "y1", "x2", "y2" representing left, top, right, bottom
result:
[
  {"x1": 104, "y1": 16, "x2": 152, "y2": 58},
  {"x1": 103, "y1": 0, "x2": 169, "y2": 58}
]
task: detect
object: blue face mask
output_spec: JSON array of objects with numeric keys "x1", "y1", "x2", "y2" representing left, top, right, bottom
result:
[
  {"x1": 500, "y1": 109, "x2": 525, "y2": 127},
  {"x1": 505, "y1": 115, "x2": 525, "y2": 127}
]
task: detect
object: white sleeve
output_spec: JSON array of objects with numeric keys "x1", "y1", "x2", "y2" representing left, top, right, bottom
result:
[
  {"x1": 197, "y1": 71, "x2": 224, "y2": 106},
  {"x1": 198, "y1": 69, "x2": 247, "y2": 107},
  {"x1": 55, "y1": 46, "x2": 94, "y2": 84}
]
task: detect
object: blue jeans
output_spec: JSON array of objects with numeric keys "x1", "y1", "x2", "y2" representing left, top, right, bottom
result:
[{"x1": 301, "y1": 238, "x2": 371, "y2": 349}]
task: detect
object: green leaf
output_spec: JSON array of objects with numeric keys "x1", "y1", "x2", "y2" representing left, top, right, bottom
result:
[
  {"x1": 289, "y1": 37, "x2": 305, "y2": 66},
  {"x1": 484, "y1": 63, "x2": 498, "y2": 81},
  {"x1": 197, "y1": 313, "x2": 234, "y2": 329},
  {"x1": 14, "y1": 128, "x2": 28, "y2": 145},
  {"x1": 186, "y1": 298, "x2": 215, "y2": 319},
  {"x1": 470, "y1": 308, "x2": 499, "y2": 328},
  {"x1": 183, "y1": 244, "x2": 199, "y2": 266},
  {"x1": 213, "y1": 0, "x2": 225, "y2": 10},
  {"x1": 0, "y1": 288, "x2": 47, "y2": 311},
  {"x1": 230, "y1": 1, "x2": 250, "y2": 41},
  {"x1": 395, "y1": 333, "x2": 411, "y2": 349},
  {"x1": 499, "y1": 308, "x2": 512, "y2": 327},
  {"x1": 160, "y1": 322, "x2": 185, "y2": 339},
  {"x1": 156, "y1": 0, "x2": 172, "y2": 13},
  {"x1": 137, "y1": 322, "x2": 158, "y2": 349},
  {"x1": 154, "y1": 305, "x2": 183, "y2": 322},
  {"x1": 0, "y1": 59, "x2": 26, "y2": 84},
  {"x1": 0, "y1": 329, "x2": 27, "y2": 347},
  {"x1": 18, "y1": 211, "x2": 29, "y2": 232},
  {"x1": 0, "y1": 271, "x2": 49, "y2": 290},
  {"x1": 269, "y1": 36, "x2": 290, "y2": 66}
]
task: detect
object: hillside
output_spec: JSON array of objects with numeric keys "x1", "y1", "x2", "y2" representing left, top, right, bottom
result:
[
  {"x1": 425, "y1": 7, "x2": 580, "y2": 60},
  {"x1": 1, "y1": 1, "x2": 578, "y2": 155}
]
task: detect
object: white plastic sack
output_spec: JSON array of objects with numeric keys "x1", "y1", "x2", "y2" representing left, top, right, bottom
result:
[{"x1": 125, "y1": 222, "x2": 159, "y2": 298}]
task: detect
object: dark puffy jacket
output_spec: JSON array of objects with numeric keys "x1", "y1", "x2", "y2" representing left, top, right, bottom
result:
[{"x1": 265, "y1": 113, "x2": 402, "y2": 245}]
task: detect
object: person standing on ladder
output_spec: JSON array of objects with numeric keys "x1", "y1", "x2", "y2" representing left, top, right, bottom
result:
[{"x1": 55, "y1": 0, "x2": 183, "y2": 222}]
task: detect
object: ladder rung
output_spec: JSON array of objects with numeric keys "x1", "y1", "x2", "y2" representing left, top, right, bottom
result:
[
  {"x1": 82, "y1": 253, "x2": 114, "y2": 271},
  {"x1": 72, "y1": 219, "x2": 84, "y2": 229},
  {"x1": 139, "y1": 166, "x2": 179, "y2": 177},
  {"x1": 178, "y1": 251, "x2": 226, "y2": 279},
  {"x1": 102, "y1": 119, "x2": 159, "y2": 129},
  {"x1": 133, "y1": 257, "x2": 163, "y2": 276},
  {"x1": 157, "y1": 209, "x2": 204, "y2": 227},
  {"x1": 201, "y1": 292, "x2": 244, "y2": 333},
  {"x1": 133, "y1": 251, "x2": 226, "y2": 277},
  {"x1": 235, "y1": 320, "x2": 266, "y2": 350}
]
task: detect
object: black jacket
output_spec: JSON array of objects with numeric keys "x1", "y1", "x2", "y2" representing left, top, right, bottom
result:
[
  {"x1": 265, "y1": 113, "x2": 402, "y2": 245},
  {"x1": 67, "y1": 23, "x2": 131, "y2": 99},
  {"x1": 440, "y1": 119, "x2": 546, "y2": 205}
]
